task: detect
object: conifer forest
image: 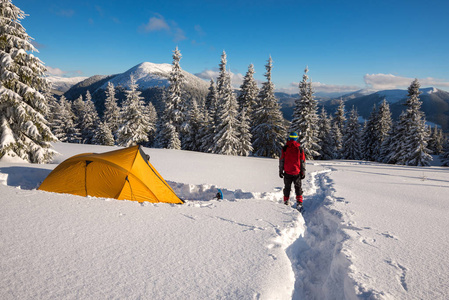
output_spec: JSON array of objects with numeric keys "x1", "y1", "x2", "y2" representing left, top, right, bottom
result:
[{"x1": 1, "y1": 0, "x2": 448, "y2": 166}]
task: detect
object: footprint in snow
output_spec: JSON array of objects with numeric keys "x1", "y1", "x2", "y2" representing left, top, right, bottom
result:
[
  {"x1": 385, "y1": 259, "x2": 408, "y2": 292},
  {"x1": 380, "y1": 232, "x2": 399, "y2": 240},
  {"x1": 360, "y1": 237, "x2": 379, "y2": 248}
]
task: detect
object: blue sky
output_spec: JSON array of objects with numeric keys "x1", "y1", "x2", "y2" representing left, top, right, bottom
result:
[{"x1": 16, "y1": 0, "x2": 449, "y2": 93}]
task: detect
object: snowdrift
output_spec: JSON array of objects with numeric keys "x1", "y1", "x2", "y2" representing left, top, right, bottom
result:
[{"x1": 1, "y1": 143, "x2": 449, "y2": 299}]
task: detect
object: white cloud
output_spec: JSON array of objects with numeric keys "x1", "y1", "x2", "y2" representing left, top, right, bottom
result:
[
  {"x1": 45, "y1": 66, "x2": 83, "y2": 77},
  {"x1": 313, "y1": 82, "x2": 360, "y2": 93},
  {"x1": 172, "y1": 25, "x2": 186, "y2": 42},
  {"x1": 364, "y1": 74, "x2": 412, "y2": 90},
  {"x1": 143, "y1": 14, "x2": 170, "y2": 32},
  {"x1": 194, "y1": 25, "x2": 206, "y2": 36},
  {"x1": 364, "y1": 73, "x2": 449, "y2": 90},
  {"x1": 420, "y1": 77, "x2": 449, "y2": 87},
  {"x1": 141, "y1": 14, "x2": 186, "y2": 42},
  {"x1": 195, "y1": 69, "x2": 218, "y2": 81},
  {"x1": 195, "y1": 68, "x2": 244, "y2": 89},
  {"x1": 45, "y1": 66, "x2": 66, "y2": 76},
  {"x1": 276, "y1": 81, "x2": 360, "y2": 94}
]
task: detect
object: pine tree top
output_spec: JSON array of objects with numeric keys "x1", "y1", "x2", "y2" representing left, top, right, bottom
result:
[
  {"x1": 407, "y1": 79, "x2": 421, "y2": 97},
  {"x1": 264, "y1": 56, "x2": 273, "y2": 83},
  {"x1": 217, "y1": 50, "x2": 228, "y2": 93},
  {"x1": 173, "y1": 46, "x2": 182, "y2": 61},
  {"x1": 220, "y1": 50, "x2": 227, "y2": 72}
]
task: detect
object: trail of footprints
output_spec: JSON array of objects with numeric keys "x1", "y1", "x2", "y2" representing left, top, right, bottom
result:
[{"x1": 354, "y1": 226, "x2": 408, "y2": 292}]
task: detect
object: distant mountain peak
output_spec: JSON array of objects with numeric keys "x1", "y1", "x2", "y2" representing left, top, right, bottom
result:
[
  {"x1": 62, "y1": 62, "x2": 211, "y2": 115},
  {"x1": 100, "y1": 61, "x2": 209, "y2": 91},
  {"x1": 421, "y1": 87, "x2": 439, "y2": 94},
  {"x1": 133, "y1": 62, "x2": 172, "y2": 74}
]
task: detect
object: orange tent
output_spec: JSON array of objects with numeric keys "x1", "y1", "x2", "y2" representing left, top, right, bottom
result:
[{"x1": 38, "y1": 145, "x2": 183, "y2": 204}]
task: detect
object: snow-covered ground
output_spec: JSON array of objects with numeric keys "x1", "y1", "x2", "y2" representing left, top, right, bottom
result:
[{"x1": 1, "y1": 143, "x2": 448, "y2": 299}]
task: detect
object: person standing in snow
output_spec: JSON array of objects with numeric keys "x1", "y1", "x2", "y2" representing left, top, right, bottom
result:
[{"x1": 279, "y1": 132, "x2": 306, "y2": 210}]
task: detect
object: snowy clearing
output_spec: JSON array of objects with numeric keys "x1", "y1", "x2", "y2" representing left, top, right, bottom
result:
[{"x1": 1, "y1": 143, "x2": 449, "y2": 299}]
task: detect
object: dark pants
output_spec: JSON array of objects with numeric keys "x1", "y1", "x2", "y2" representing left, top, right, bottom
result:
[{"x1": 283, "y1": 173, "x2": 303, "y2": 198}]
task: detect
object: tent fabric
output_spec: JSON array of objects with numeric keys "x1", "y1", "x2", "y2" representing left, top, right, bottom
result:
[{"x1": 38, "y1": 146, "x2": 183, "y2": 204}]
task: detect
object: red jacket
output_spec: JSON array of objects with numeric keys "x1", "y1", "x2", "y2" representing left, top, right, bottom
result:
[{"x1": 279, "y1": 140, "x2": 306, "y2": 176}]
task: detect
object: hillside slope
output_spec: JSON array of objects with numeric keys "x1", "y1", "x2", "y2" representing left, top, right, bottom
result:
[
  {"x1": 63, "y1": 62, "x2": 210, "y2": 115},
  {"x1": 320, "y1": 88, "x2": 449, "y2": 132}
]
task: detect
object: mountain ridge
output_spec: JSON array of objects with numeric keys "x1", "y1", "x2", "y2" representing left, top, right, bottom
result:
[
  {"x1": 319, "y1": 87, "x2": 449, "y2": 132},
  {"x1": 49, "y1": 64, "x2": 449, "y2": 133},
  {"x1": 61, "y1": 62, "x2": 210, "y2": 116}
]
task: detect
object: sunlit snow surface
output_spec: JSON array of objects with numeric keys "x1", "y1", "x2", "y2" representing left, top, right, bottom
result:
[{"x1": 1, "y1": 143, "x2": 448, "y2": 299}]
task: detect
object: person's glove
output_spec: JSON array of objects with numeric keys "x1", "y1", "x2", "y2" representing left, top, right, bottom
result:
[
  {"x1": 279, "y1": 171, "x2": 284, "y2": 178},
  {"x1": 300, "y1": 173, "x2": 305, "y2": 180}
]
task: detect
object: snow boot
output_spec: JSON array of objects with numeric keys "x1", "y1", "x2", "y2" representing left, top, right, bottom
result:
[
  {"x1": 283, "y1": 196, "x2": 289, "y2": 205},
  {"x1": 296, "y1": 195, "x2": 304, "y2": 212}
]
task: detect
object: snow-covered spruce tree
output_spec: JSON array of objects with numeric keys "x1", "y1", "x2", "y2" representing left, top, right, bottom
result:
[
  {"x1": 71, "y1": 95, "x2": 85, "y2": 140},
  {"x1": 361, "y1": 104, "x2": 377, "y2": 161},
  {"x1": 212, "y1": 68, "x2": 241, "y2": 155},
  {"x1": 379, "y1": 126, "x2": 394, "y2": 163},
  {"x1": 50, "y1": 96, "x2": 68, "y2": 142},
  {"x1": 93, "y1": 121, "x2": 114, "y2": 146},
  {"x1": 146, "y1": 101, "x2": 157, "y2": 147},
  {"x1": 200, "y1": 79, "x2": 218, "y2": 152},
  {"x1": 428, "y1": 126, "x2": 444, "y2": 155},
  {"x1": 334, "y1": 99, "x2": 346, "y2": 134},
  {"x1": 436, "y1": 128, "x2": 445, "y2": 155},
  {"x1": 116, "y1": 75, "x2": 151, "y2": 147},
  {"x1": 159, "y1": 46, "x2": 186, "y2": 149},
  {"x1": 0, "y1": 0, "x2": 56, "y2": 162},
  {"x1": 65, "y1": 99, "x2": 81, "y2": 143},
  {"x1": 401, "y1": 79, "x2": 432, "y2": 166},
  {"x1": 157, "y1": 89, "x2": 181, "y2": 149},
  {"x1": 328, "y1": 117, "x2": 341, "y2": 159},
  {"x1": 383, "y1": 117, "x2": 406, "y2": 164},
  {"x1": 79, "y1": 90, "x2": 100, "y2": 144},
  {"x1": 290, "y1": 67, "x2": 320, "y2": 159},
  {"x1": 317, "y1": 107, "x2": 334, "y2": 160},
  {"x1": 154, "y1": 90, "x2": 167, "y2": 148},
  {"x1": 406, "y1": 117, "x2": 432, "y2": 166},
  {"x1": 205, "y1": 79, "x2": 219, "y2": 128},
  {"x1": 166, "y1": 123, "x2": 181, "y2": 149},
  {"x1": 44, "y1": 89, "x2": 57, "y2": 128},
  {"x1": 341, "y1": 107, "x2": 362, "y2": 160},
  {"x1": 441, "y1": 137, "x2": 449, "y2": 166},
  {"x1": 184, "y1": 98, "x2": 203, "y2": 151},
  {"x1": 237, "y1": 108, "x2": 253, "y2": 156},
  {"x1": 198, "y1": 104, "x2": 212, "y2": 153},
  {"x1": 332, "y1": 99, "x2": 346, "y2": 158},
  {"x1": 238, "y1": 64, "x2": 259, "y2": 118},
  {"x1": 155, "y1": 90, "x2": 169, "y2": 148},
  {"x1": 216, "y1": 50, "x2": 228, "y2": 95},
  {"x1": 103, "y1": 81, "x2": 121, "y2": 138},
  {"x1": 374, "y1": 99, "x2": 392, "y2": 162},
  {"x1": 251, "y1": 57, "x2": 286, "y2": 158},
  {"x1": 289, "y1": 68, "x2": 306, "y2": 134},
  {"x1": 51, "y1": 95, "x2": 77, "y2": 142}
]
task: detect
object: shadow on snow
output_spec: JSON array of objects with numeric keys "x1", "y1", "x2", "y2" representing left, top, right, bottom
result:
[{"x1": 0, "y1": 166, "x2": 51, "y2": 190}]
